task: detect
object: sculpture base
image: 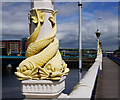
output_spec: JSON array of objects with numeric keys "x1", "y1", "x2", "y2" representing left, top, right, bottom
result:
[{"x1": 22, "y1": 76, "x2": 66, "y2": 99}]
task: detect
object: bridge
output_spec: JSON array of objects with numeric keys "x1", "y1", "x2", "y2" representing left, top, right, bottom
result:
[
  {"x1": 95, "y1": 56, "x2": 119, "y2": 98},
  {"x1": 68, "y1": 27, "x2": 120, "y2": 99},
  {"x1": 1, "y1": 50, "x2": 96, "y2": 69},
  {"x1": 1, "y1": 42, "x2": 119, "y2": 99},
  {"x1": 1, "y1": 48, "x2": 120, "y2": 99},
  {"x1": 69, "y1": 54, "x2": 120, "y2": 99}
]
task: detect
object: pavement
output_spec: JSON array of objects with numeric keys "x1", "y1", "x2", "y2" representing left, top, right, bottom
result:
[{"x1": 95, "y1": 57, "x2": 119, "y2": 99}]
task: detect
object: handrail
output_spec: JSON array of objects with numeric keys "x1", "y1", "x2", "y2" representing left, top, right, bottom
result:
[
  {"x1": 69, "y1": 54, "x2": 102, "y2": 98},
  {"x1": 107, "y1": 55, "x2": 120, "y2": 65}
]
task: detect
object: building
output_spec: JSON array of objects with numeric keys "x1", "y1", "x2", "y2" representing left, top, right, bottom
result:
[
  {"x1": 59, "y1": 48, "x2": 97, "y2": 61},
  {"x1": 106, "y1": 51, "x2": 114, "y2": 56},
  {"x1": 0, "y1": 38, "x2": 27, "y2": 56},
  {"x1": 22, "y1": 38, "x2": 27, "y2": 53},
  {"x1": 114, "y1": 49, "x2": 120, "y2": 58}
]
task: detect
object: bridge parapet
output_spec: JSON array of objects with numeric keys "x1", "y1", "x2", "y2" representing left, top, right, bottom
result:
[
  {"x1": 69, "y1": 54, "x2": 102, "y2": 99},
  {"x1": 95, "y1": 54, "x2": 102, "y2": 70}
]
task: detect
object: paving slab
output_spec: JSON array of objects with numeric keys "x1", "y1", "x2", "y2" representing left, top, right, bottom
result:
[{"x1": 95, "y1": 57, "x2": 119, "y2": 99}]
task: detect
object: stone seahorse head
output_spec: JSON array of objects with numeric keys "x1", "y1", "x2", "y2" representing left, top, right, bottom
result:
[{"x1": 15, "y1": 59, "x2": 37, "y2": 80}]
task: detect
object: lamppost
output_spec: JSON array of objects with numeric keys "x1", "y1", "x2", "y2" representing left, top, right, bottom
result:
[
  {"x1": 95, "y1": 29, "x2": 103, "y2": 71},
  {"x1": 95, "y1": 17, "x2": 102, "y2": 55},
  {"x1": 78, "y1": 0, "x2": 82, "y2": 81},
  {"x1": 99, "y1": 41, "x2": 103, "y2": 54},
  {"x1": 95, "y1": 17, "x2": 103, "y2": 70},
  {"x1": 95, "y1": 29, "x2": 101, "y2": 55}
]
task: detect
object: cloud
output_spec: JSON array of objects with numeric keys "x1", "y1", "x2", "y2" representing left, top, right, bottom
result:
[
  {"x1": 81, "y1": 9, "x2": 118, "y2": 50},
  {"x1": 54, "y1": 2, "x2": 78, "y2": 18},
  {"x1": 56, "y1": 22, "x2": 78, "y2": 48},
  {"x1": 55, "y1": 2, "x2": 118, "y2": 50},
  {"x1": 1, "y1": 2, "x2": 118, "y2": 51},
  {"x1": 2, "y1": 2, "x2": 30, "y2": 39}
]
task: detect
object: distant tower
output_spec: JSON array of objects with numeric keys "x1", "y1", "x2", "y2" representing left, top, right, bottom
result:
[{"x1": 22, "y1": 37, "x2": 27, "y2": 54}]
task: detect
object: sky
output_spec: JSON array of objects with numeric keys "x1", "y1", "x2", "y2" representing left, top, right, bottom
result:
[{"x1": 1, "y1": 1, "x2": 119, "y2": 51}]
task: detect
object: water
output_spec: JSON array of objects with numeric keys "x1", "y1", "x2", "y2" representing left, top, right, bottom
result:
[
  {"x1": 2, "y1": 64, "x2": 88, "y2": 99},
  {"x1": 2, "y1": 66, "x2": 25, "y2": 99}
]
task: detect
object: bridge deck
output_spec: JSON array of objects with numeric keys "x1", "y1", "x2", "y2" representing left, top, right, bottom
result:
[{"x1": 95, "y1": 57, "x2": 119, "y2": 99}]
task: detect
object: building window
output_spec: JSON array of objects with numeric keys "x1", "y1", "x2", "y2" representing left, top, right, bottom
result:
[
  {"x1": 0, "y1": 42, "x2": 5, "y2": 48},
  {"x1": 10, "y1": 43, "x2": 18, "y2": 52}
]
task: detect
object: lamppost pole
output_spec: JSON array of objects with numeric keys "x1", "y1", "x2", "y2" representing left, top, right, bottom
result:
[
  {"x1": 78, "y1": 0, "x2": 82, "y2": 81},
  {"x1": 96, "y1": 17, "x2": 102, "y2": 55},
  {"x1": 95, "y1": 17, "x2": 103, "y2": 70}
]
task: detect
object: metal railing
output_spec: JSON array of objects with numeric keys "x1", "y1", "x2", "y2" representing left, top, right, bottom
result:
[{"x1": 107, "y1": 55, "x2": 120, "y2": 65}]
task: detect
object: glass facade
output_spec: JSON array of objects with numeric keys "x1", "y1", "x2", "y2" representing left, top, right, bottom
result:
[
  {"x1": 0, "y1": 38, "x2": 27, "y2": 55},
  {"x1": 0, "y1": 42, "x2": 5, "y2": 48},
  {"x1": 10, "y1": 43, "x2": 18, "y2": 52}
]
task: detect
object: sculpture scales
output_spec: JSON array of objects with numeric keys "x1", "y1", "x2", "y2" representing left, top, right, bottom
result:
[{"x1": 15, "y1": 9, "x2": 69, "y2": 80}]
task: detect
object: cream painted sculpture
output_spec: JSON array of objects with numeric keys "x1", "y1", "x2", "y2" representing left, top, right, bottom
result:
[{"x1": 15, "y1": 9, "x2": 69, "y2": 80}]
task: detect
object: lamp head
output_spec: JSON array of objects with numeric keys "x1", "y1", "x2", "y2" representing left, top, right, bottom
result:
[
  {"x1": 99, "y1": 17, "x2": 102, "y2": 19},
  {"x1": 95, "y1": 29, "x2": 101, "y2": 38}
]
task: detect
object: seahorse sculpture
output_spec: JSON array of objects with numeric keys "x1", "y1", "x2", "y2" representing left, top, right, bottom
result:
[{"x1": 15, "y1": 9, "x2": 69, "y2": 80}]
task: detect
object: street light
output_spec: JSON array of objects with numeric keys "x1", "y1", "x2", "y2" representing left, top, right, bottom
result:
[
  {"x1": 95, "y1": 16, "x2": 102, "y2": 56},
  {"x1": 95, "y1": 29, "x2": 101, "y2": 39},
  {"x1": 78, "y1": 0, "x2": 82, "y2": 81},
  {"x1": 95, "y1": 29, "x2": 101, "y2": 55}
]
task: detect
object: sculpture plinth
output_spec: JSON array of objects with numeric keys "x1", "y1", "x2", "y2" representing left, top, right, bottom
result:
[{"x1": 22, "y1": 77, "x2": 66, "y2": 98}]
